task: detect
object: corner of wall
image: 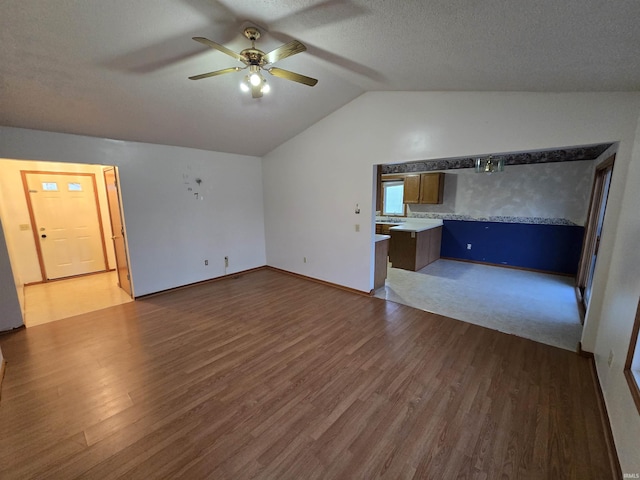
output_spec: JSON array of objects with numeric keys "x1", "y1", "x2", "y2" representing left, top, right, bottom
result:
[
  {"x1": 583, "y1": 110, "x2": 640, "y2": 475},
  {"x1": 0, "y1": 218, "x2": 24, "y2": 331}
]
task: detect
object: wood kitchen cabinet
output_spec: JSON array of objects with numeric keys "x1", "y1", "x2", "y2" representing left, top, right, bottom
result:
[
  {"x1": 419, "y1": 173, "x2": 444, "y2": 204},
  {"x1": 375, "y1": 165, "x2": 383, "y2": 212},
  {"x1": 389, "y1": 226, "x2": 442, "y2": 271},
  {"x1": 374, "y1": 236, "x2": 390, "y2": 290},
  {"x1": 402, "y1": 173, "x2": 444, "y2": 205},
  {"x1": 402, "y1": 174, "x2": 422, "y2": 204}
]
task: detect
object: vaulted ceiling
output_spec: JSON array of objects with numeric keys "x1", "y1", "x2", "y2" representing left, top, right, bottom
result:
[{"x1": 2, "y1": 0, "x2": 640, "y2": 157}]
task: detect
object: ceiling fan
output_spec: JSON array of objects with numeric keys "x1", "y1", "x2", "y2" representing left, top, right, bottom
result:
[{"x1": 189, "y1": 27, "x2": 318, "y2": 98}]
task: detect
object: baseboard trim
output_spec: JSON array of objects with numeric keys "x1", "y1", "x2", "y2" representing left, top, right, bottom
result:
[
  {"x1": 584, "y1": 352, "x2": 622, "y2": 480},
  {"x1": 25, "y1": 269, "x2": 115, "y2": 286},
  {"x1": 0, "y1": 359, "x2": 6, "y2": 403},
  {"x1": 137, "y1": 265, "x2": 371, "y2": 300},
  {"x1": 266, "y1": 266, "x2": 371, "y2": 297},
  {"x1": 0, "y1": 325, "x2": 26, "y2": 337},
  {"x1": 578, "y1": 341, "x2": 594, "y2": 358},
  {"x1": 136, "y1": 266, "x2": 269, "y2": 299},
  {"x1": 439, "y1": 256, "x2": 575, "y2": 277}
]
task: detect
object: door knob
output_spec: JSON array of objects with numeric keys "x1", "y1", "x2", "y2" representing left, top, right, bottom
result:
[{"x1": 41, "y1": 234, "x2": 47, "y2": 238}]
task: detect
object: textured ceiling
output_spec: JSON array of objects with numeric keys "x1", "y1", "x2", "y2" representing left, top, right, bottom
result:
[{"x1": 2, "y1": 1, "x2": 639, "y2": 157}]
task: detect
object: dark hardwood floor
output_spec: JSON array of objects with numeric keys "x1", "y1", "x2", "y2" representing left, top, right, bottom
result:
[{"x1": 0, "y1": 269, "x2": 613, "y2": 479}]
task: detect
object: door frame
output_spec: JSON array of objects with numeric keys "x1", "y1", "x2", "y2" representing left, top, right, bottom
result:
[
  {"x1": 103, "y1": 166, "x2": 133, "y2": 297},
  {"x1": 21, "y1": 170, "x2": 110, "y2": 282},
  {"x1": 576, "y1": 154, "x2": 615, "y2": 311}
]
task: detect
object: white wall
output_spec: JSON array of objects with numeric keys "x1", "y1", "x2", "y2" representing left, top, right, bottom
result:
[
  {"x1": 588, "y1": 114, "x2": 640, "y2": 474},
  {"x1": 0, "y1": 217, "x2": 23, "y2": 331},
  {"x1": 0, "y1": 127, "x2": 267, "y2": 297},
  {"x1": 407, "y1": 160, "x2": 594, "y2": 225},
  {"x1": 0, "y1": 159, "x2": 117, "y2": 284},
  {"x1": 262, "y1": 91, "x2": 640, "y2": 472},
  {"x1": 263, "y1": 92, "x2": 639, "y2": 291},
  {"x1": 0, "y1": 182, "x2": 24, "y2": 318}
]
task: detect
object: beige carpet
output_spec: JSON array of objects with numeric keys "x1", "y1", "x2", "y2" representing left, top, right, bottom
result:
[{"x1": 375, "y1": 259, "x2": 582, "y2": 351}]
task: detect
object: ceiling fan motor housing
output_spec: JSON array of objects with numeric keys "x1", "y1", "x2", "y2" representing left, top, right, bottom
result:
[
  {"x1": 241, "y1": 49, "x2": 266, "y2": 66},
  {"x1": 243, "y1": 27, "x2": 261, "y2": 42}
]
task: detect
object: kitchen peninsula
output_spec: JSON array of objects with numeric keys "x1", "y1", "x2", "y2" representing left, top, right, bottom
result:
[
  {"x1": 388, "y1": 219, "x2": 443, "y2": 271},
  {"x1": 374, "y1": 234, "x2": 390, "y2": 290}
]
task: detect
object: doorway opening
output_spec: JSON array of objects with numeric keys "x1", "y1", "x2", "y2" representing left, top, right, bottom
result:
[
  {"x1": 371, "y1": 146, "x2": 609, "y2": 351},
  {"x1": 0, "y1": 159, "x2": 133, "y2": 327}
]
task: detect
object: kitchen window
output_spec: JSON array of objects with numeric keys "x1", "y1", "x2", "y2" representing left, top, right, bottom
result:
[
  {"x1": 625, "y1": 297, "x2": 640, "y2": 414},
  {"x1": 382, "y1": 180, "x2": 405, "y2": 216}
]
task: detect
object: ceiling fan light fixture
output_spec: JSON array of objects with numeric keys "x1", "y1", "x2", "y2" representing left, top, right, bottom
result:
[
  {"x1": 249, "y1": 72, "x2": 262, "y2": 86},
  {"x1": 241, "y1": 75, "x2": 269, "y2": 95},
  {"x1": 475, "y1": 155, "x2": 505, "y2": 174}
]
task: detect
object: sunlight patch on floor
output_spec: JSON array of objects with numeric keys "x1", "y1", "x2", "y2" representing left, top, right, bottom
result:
[{"x1": 24, "y1": 271, "x2": 133, "y2": 327}]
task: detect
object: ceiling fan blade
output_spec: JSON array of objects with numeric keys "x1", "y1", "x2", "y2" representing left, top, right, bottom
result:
[
  {"x1": 188, "y1": 66, "x2": 243, "y2": 80},
  {"x1": 263, "y1": 40, "x2": 307, "y2": 65},
  {"x1": 192, "y1": 37, "x2": 246, "y2": 63},
  {"x1": 267, "y1": 67, "x2": 318, "y2": 87}
]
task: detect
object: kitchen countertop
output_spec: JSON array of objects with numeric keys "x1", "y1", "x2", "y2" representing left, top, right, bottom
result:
[
  {"x1": 375, "y1": 234, "x2": 391, "y2": 242},
  {"x1": 389, "y1": 220, "x2": 443, "y2": 233}
]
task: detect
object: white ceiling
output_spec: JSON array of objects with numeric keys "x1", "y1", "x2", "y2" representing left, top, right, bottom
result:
[{"x1": 2, "y1": 0, "x2": 639, "y2": 157}]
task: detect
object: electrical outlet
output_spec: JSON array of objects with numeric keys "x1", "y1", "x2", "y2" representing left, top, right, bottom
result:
[
  {"x1": 224, "y1": 256, "x2": 229, "y2": 268},
  {"x1": 304, "y1": 257, "x2": 307, "y2": 263},
  {"x1": 204, "y1": 259, "x2": 208, "y2": 266},
  {"x1": 608, "y1": 350, "x2": 614, "y2": 367},
  {"x1": 467, "y1": 244, "x2": 472, "y2": 250},
  {"x1": 355, "y1": 224, "x2": 360, "y2": 232}
]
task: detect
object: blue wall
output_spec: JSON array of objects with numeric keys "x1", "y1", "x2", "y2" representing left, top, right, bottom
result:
[{"x1": 440, "y1": 220, "x2": 584, "y2": 275}]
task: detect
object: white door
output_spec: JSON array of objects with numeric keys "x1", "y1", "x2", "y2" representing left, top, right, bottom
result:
[{"x1": 24, "y1": 172, "x2": 107, "y2": 280}]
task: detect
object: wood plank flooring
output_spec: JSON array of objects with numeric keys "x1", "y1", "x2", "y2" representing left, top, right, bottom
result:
[{"x1": 0, "y1": 269, "x2": 613, "y2": 479}]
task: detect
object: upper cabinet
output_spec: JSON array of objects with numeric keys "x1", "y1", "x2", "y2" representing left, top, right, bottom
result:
[
  {"x1": 403, "y1": 173, "x2": 444, "y2": 204},
  {"x1": 403, "y1": 174, "x2": 422, "y2": 204},
  {"x1": 420, "y1": 173, "x2": 444, "y2": 204},
  {"x1": 375, "y1": 165, "x2": 383, "y2": 212}
]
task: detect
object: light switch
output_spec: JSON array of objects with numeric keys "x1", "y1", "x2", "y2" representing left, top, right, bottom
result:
[
  {"x1": 355, "y1": 224, "x2": 360, "y2": 232},
  {"x1": 19, "y1": 224, "x2": 30, "y2": 231}
]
